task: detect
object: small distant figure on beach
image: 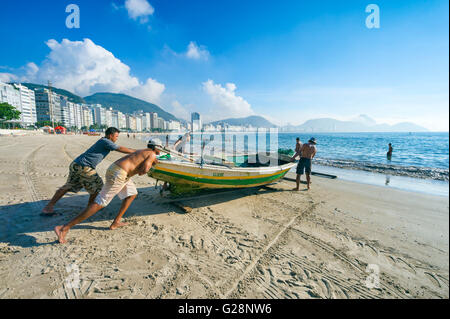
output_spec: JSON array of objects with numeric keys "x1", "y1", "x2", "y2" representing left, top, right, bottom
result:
[
  {"x1": 165, "y1": 134, "x2": 169, "y2": 147},
  {"x1": 387, "y1": 143, "x2": 393, "y2": 161},
  {"x1": 41, "y1": 127, "x2": 136, "y2": 216},
  {"x1": 174, "y1": 132, "x2": 191, "y2": 154},
  {"x1": 54, "y1": 139, "x2": 162, "y2": 244},
  {"x1": 291, "y1": 137, "x2": 302, "y2": 162},
  {"x1": 127, "y1": 133, "x2": 130, "y2": 138},
  {"x1": 294, "y1": 137, "x2": 317, "y2": 191}
]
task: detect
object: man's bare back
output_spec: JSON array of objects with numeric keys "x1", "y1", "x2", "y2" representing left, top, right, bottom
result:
[
  {"x1": 115, "y1": 149, "x2": 158, "y2": 177},
  {"x1": 301, "y1": 143, "x2": 317, "y2": 159}
]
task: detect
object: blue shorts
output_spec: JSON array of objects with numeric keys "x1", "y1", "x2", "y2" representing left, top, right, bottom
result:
[{"x1": 296, "y1": 158, "x2": 312, "y2": 175}]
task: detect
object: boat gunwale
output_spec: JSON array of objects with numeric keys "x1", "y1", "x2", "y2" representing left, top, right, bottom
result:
[{"x1": 154, "y1": 160, "x2": 296, "y2": 173}]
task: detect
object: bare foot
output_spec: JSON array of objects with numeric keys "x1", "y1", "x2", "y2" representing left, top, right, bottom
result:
[
  {"x1": 110, "y1": 221, "x2": 129, "y2": 230},
  {"x1": 54, "y1": 225, "x2": 68, "y2": 244},
  {"x1": 292, "y1": 188, "x2": 299, "y2": 191}
]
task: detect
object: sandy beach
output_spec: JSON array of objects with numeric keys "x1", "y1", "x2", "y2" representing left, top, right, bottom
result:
[{"x1": 0, "y1": 134, "x2": 448, "y2": 299}]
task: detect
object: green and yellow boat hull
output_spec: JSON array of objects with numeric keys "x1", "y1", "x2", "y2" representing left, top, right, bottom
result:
[{"x1": 148, "y1": 160, "x2": 295, "y2": 194}]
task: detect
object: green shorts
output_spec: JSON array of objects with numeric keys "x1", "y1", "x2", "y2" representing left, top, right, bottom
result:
[{"x1": 60, "y1": 162, "x2": 104, "y2": 195}]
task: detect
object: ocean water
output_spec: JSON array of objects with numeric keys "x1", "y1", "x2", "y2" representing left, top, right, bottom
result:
[{"x1": 277, "y1": 132, "x2": 449, "y2": 170}]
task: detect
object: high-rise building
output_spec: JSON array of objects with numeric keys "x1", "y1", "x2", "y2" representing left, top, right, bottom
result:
[
  {"x1": 91, "y1": 104, "x2": 106, "y2": 126},
  {"x1": 14, "y1": 84, "x2": 36, "y2": 126},
  {"x1": 72, "y1": 103, "x2": 83, "y2": 129},
  {"x1": 34, "y1": 88, "x2": 62, "y2": 124},
  {"x1": 105, "y1": 108, "x2": 113, "y2": 128},
  {"x1": 136, "y1": 115, "x2": 143, "y2": 132},
  {"x1": 143, "y1": 112, "x2": 151, "y2": 131},
  {"x1": 191, "y1": 112, "x2": 202, "y2": 131},
  {"x1": 111, "y1": 110, "x2": 119, "y2": 128},
  {"x1": 126, "y1": 114, "x2": 137, "y2": 131},
  {"x1": 158, "y1": 118, "x2": 165, "y2": 130},
  {"x1": 59, "y1": 96, "x2": 73, "y2": 127},
  {"x1": 169, "y1": 120, "x2": 181, "y2": 131},
  {"x1": 133, "y1": 111, "x2": 144, "y2": 132},
  {"x1": 118, "y1": 111, "x2": 127, "y2": 130},
  {"x1": 0, "y1": 82, "x2": 21, "y2": 111},
  {"x1": 150, "y1": 112, "x2": 158, "y2": 130},
  {"x1": 0, "y1": 83, "x2": 37, "y2": 126},
  {"x1": 80, "y1": 104, "x2": 93, "y2": 128}
]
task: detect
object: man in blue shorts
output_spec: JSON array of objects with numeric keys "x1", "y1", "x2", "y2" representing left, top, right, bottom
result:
[
  {"x1": 41, "y1": 127, "x2": 136, "y2": 216},
  {"x1": 294, "y1": 137, "x2": 317, "y2": 191}
]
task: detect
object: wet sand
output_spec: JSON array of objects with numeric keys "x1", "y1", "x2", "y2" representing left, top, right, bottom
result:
[{"x1": 0, "y1": 134, "x2": 448, "y2": 298}]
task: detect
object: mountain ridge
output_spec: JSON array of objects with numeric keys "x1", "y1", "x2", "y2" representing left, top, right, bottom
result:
[
  {"x1": 21, "y1": 83, "x2": 86, "y2": 104},
  {"x1": 283, "y1": 117, "x2": 428, "y2": 132},
  {"x1": 84, "y1": 93, "x2": 178, "y2": 122},
  {"x1": 209, "y1": 115, "x2": 277, "y2": 128}
]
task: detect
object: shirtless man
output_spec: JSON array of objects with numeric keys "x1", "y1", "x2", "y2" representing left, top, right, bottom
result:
[
  {"x1": 291, "y1": 137, "x2": 302, "y2": 162},
  {"x1": 294, "y1": 137, "x2": 317, "y2": 191},
  {"x1": 54, "y1": 139, "x2": 162, "y2": 244}
]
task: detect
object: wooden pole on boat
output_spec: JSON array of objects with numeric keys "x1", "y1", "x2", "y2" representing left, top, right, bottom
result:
[{"x1": 155, "y1": 146, "x2": 196, "y2": 163}]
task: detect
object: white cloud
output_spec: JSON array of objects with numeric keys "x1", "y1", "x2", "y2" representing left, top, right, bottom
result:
[
  {"x1": 169, "y1": 100, "x2": 191, "y2": 120},
  {"x1": 125, "y1": 0, "x2": 154, "y2": 23},
  {"x1": 24, "y1": 62, "x2": 38, "y2": 79},
  {"x1": 15, "y1": 38, "x2": 164, "y2": 103},
  {"x1": 186, "y1": 42, "x2": 210, "y2": 60},
  {"x1": 0, "y1": 73, "x2": 17, "y2": 83},
  {"x1": 202, "y1": 79, "x2": 254, "y2": 119},
  {"x1": 130, "y1": 78, "x2": 165, "y2": 103}
]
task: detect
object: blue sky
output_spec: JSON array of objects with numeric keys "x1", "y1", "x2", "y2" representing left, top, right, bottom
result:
[{"x1": 0, "y1": 0, "x2": 448, "y2": 130}]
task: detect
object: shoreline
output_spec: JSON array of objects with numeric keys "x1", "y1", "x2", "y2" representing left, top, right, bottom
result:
[
  {"x1": 312, "y1": 158, "x2": 449, "y2": 182},
  {"x1": 307, "y1": 164, "x2": 449, "y2": 197}
]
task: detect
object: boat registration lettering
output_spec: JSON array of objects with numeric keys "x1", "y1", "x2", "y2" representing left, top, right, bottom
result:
[{"x1": 213, "y1": 173, "x2": 224, "y2": 177}]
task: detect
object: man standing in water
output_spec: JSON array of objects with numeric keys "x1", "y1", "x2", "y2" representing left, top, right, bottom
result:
[
  {"x1": 41, "y1": 127, "x2": 136, "y2": 216},
  {"x1": 294, "y1": 137, "x2": 317, "y2": 191},
  {"x1": 54, "y1": 139, "x2": 162, "y2": 244},
  {"x1": 387, "y1": 143, "x2": 393, "y2": 161}
]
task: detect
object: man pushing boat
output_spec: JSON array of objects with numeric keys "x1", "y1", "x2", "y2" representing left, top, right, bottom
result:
[
  {"x1": 41, "y1": 127, "x2": 136, "y2": 216},
  {"x1": 54, "y1": 139, "x2": 161, "y2": 244}
]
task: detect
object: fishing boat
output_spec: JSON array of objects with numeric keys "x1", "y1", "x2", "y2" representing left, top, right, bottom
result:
[{"x1": 148, "y1": 152, "x2": 296, "y2": 194}]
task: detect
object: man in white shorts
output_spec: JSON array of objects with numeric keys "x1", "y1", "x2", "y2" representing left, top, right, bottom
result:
[{"x1": 54, "y1": 139, "x2": 161, "y2": 244}]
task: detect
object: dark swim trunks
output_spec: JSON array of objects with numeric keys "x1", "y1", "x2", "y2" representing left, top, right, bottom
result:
[{"x1": 296, "y1": 157, "x2": 312, "y2": 175}]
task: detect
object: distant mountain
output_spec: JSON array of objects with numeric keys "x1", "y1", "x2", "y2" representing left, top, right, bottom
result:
[
  {"x1": 209, "y1": 115, "x2": 277, "y2": 128},
  {"x1": 282, "y1": 117, "x2": 428, "y2": 132},
  {"x1": 353, "y1": 114, "x2": 377, "y2": 126},
  {"x1": 21, "y1": 83, "x2": 85, "y2": 104},
  {"x1": 84, "y1": 93, "x2": 178, "y2": 122}
]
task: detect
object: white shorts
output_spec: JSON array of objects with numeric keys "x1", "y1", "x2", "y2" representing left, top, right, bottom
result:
[{"x1": 94, "y1": 163, "x2": 138, "y2": 207}]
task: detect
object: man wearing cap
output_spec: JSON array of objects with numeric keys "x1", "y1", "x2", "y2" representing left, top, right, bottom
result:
[
  {"x1": 294, "y1": 137, "x2": 317, "y2": 191},
  {"x1": 54, "y1": 139, "x2": 162, "y2": 244}
]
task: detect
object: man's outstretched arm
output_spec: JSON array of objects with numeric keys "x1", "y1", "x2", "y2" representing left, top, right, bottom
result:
[{"x1": 116, "y1": 146, "x2": 136, "y2": 154}]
